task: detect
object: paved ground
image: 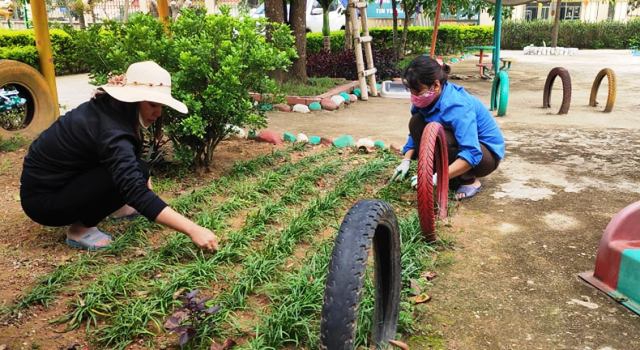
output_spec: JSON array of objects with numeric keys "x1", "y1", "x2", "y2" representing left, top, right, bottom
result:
[{"x1": 51, "y1": 49, "x2": 640, "y2": 349}]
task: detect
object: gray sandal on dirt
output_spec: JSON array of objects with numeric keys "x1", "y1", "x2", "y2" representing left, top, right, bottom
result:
[
  {"x1": 65, "y1": 229, "x2": 113, "y2": 251},
  {"x1": 456, "y1": 184, "x2": 482, "y2": 200}
]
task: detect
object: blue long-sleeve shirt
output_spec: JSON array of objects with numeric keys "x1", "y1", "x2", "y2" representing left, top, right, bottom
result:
[{"x1": 402, "y1": 82, "x2": 505, "y2": 167}]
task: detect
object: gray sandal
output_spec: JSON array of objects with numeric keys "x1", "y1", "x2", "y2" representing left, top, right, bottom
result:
[{"x1": 65, "y1": 228, "x2": 113, "y2": 251}]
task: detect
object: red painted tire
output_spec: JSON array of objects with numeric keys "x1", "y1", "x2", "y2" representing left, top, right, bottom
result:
[{"x1": 417, "y1": 122, "x2": 449, "y2": 242}]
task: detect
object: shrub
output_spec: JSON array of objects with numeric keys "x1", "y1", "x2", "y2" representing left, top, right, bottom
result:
[
  {"x1": 306, "y1": 25, "x2": 493, "y2": 56},
  {"x1": 502, "y1": 19, "x2": 640, "y2": 49},
  {"x1": 0, "y1": 28, "x2": 84, "y2": 75},
  {"x1": 307, "y1": 48, "x2": 401, "y2": 80},
  {"x1": 78, "y1": 10, "x2": 296, "y2": 170}
]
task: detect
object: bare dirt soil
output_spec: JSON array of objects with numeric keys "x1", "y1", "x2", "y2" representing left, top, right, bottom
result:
[{"x1": 1, "y1": 49, "x2": 639, "y2": 349}]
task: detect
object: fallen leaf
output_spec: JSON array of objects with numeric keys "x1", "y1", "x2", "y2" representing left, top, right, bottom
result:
[
  {"x1": 422, "y1": 271, "x2": 437, "y2": 281},
  {"x1": 210, "y1": 338, "x2": 237, "y2": 350},
  {"x1": 409, "y1": 279, "x2": 421, "y2": 296},
  {"x1": 388, "y1": 339, "x2": 409, "y2": 349},
  {"x1": 413, "y1": 293, "x2": 432, "y2": 304},
  {"x1": 173, "y1": 287, "x2": 186, "y2": 300}
]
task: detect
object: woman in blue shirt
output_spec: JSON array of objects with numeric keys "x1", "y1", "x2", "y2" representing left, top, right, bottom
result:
[{"x1": 390, "y1": 56, "x2": 505, "y2": 199}]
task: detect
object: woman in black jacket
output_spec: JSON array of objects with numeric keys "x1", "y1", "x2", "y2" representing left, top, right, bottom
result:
[{"x1": 20, "y1": 61, "x2": 218, "y2": 251}]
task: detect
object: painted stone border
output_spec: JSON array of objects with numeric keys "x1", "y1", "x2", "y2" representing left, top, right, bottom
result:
[{"x1": 250, "y1": 81, "x2": 360, "y2": 111}]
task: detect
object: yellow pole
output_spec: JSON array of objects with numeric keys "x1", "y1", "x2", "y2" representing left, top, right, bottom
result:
[
  {"x1": 157, "y1": 0, "x2": 170, "y2": 28},
  {"x1": 29, "y1": 0, "x2": 60, "y2": 117}
]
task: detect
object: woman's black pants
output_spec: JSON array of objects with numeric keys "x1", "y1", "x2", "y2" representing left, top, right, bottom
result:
[{"x1": 21, "y1": 160, "x2": 149, "y2": 228}]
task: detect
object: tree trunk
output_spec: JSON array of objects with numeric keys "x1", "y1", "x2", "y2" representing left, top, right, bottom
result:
[
  {"x1": 401, "y1": 11, "x2": 411, "y2": 58},
  {"x1": 289, "y1": 0, "x2": 308, "y2": 82},
  {"x1": 124, "y1": 0, "x2": 129, "y2": 22},
  {"x1": 322, "y1": 8, "x2": 330, "y2": 52},
  {"x1": 391, "y1": 0, "x2": 399, "y2": 61},
  {"x1": 265, "y1": 0, "x2": 285, "y2": 82},
  {"x1": 344, "y1": 6, "x2": 352, "y2": 50},
  {"x1": 551, "y1": 0, "x2": 562, "y2": 47}
]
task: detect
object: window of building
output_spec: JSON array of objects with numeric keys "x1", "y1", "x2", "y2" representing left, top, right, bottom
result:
[
  {"x1": 560, "y1": 2, "x2": 581, "y2": 20},
  {"x1": 525, "y1": 1, "x2": 550, "y2": 21}
]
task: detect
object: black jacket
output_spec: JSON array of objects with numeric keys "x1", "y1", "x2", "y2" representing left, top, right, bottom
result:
[{"x1": 21, "y1": 96, "x2": 167, "y2": 221}]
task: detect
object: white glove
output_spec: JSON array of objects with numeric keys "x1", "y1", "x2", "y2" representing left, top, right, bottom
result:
[
  {"x1": 410, "y1": 173, "x2": 437, "y2": 189},
  {"x1": 390, "y1": 159, "x2": 411, "y2": 181}
]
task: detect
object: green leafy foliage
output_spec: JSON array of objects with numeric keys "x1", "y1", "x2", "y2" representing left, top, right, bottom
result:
[
  {"x1": 75, "y1": 10, "x2": 296, "y2": 169},
  {"x1": 307, "y1": 25, "x2": 494, "y2": 56},
  {"x1": 502, "y1": 19, "x2": 640, "y2": 49},
  {"x1": 0, "y1": 28, "x2": 84, "y2": 74}
]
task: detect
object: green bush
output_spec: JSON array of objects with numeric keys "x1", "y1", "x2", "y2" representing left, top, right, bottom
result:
[
  {"x1": 502, "y1": 19, "x2": 640, "y2": 49},
  {"x1": 0, "y1": 45, "x2": 39, "y2": 68},
  {"x1": 0, "y1": 28, "x2": 84, "y2": 75},
  {"x1": 78, "y1": 11, "x2": 296, "y2": 170},
  {"x1": 306, "y1": 25, "x2": 494, "y2": 55}
]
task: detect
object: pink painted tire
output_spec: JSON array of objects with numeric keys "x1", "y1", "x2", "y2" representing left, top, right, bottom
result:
[{"x1": 417, "y1": 122, "x2": 449, "y2": 242}]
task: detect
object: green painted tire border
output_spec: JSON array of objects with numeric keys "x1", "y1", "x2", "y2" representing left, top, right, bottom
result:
[{"x1": 490, "y1": 70, "x2": 509, "y2": 117}]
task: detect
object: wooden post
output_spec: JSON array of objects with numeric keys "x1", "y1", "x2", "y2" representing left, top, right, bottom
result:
[
  {"x1": 157, "y1": 0, "x2": 170, "y2": 28},
  {"x1": 348, "y1": 0, "x2": 368, "y2": 100},
  {"x1": 359, "y1": 4, "x2": 377, "y2": 96},
  {"x1": 429, "y1": 0, "x2": 442, "y2": 57},
  {"x1": 30, "y1": 0, "x2": 59, "y2": 117}
]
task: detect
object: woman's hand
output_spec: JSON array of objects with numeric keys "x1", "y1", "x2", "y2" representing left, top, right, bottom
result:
[
  {"x1": 187, "y1": 226, "x2": 219, "y2": 251},
  {"x1": 155, "y1": 207, "x2": 219, "y2": 251}
]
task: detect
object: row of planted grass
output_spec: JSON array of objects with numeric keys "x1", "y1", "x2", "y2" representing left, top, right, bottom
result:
[
  {"x1": 6, "y1": 145, "x2": 301, "y2": 314},
  {"x1": 62, "y1": 147, "x2": 339, "y2": 330},
  {"x1": 91, "y1": 152, "x2": 362, "y2": 348},
  {"x1": 191, "y1": 154, "x2": 397, "y2": 347},
  {"x1": 244, "y1": 180, "x2": 449, "y2": 349}
]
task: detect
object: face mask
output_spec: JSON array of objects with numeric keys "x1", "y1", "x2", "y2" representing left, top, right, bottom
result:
[{"x1": 411, "y1": 89, "x2": 437, "y2": 108}]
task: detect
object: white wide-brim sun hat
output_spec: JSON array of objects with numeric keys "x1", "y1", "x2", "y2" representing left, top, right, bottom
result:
[{"x1": 101, "y1": 61, "x2": 188, "y2": 114}]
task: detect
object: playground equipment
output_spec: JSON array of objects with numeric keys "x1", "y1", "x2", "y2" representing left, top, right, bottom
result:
[
  {"x1": 589, "y1": 68, "x2": 617, "y2": 113},
  {"x1": 416, "y1": 122, "x2": 449, "y2": 242},
  {"x1": 320, "y1": 200, "x2": 401, "y2": 349},
  {"x1": 346, "y1": 0, "x2": 378, "y2": 100},
  {"x1": 0, "y1": 59, "x2": 56, "y2": 138},
  {"x1": 542, "y1": 67, "x2": 572, "y2": 115},
  {"x1": 579, "y1": 201, "x2": 640, "y2": 315}
]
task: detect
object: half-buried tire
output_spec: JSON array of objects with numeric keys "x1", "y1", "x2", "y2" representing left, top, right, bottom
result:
[
  {"x1": 589, "y1": 68, "x2": 616, "y2": 113},
  {"x1": 417, "y1": 122, "x2": 449, "y2": 242},
  {"x1": 542, "y1": 67, "x2": 571, "y2": 115},
  {"x1": 320, "y1": 200, "x2": 401, "y2": 350},
  {"x1": 0, "y1": 59, "x2": 56, "y2": 138}
]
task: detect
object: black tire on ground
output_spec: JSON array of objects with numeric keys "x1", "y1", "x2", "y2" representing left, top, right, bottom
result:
[
  {"x1": 589, "y1": 68, "x2": 616, "y2": 113},
  {"x1": 320, "y1": 200, "x2": 401, "y2": 350},
  {"x1": 0, "y1": 59, "x2": 56, "y2": 138},
  {"x1": 542, "y1": 67, "x2": 571, "y2": 115}
]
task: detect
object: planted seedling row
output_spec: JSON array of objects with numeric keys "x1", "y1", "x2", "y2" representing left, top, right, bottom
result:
[
  {"x1": 63, "y1": 148, "x2": 338, "y2": 329},
  {"x1": 92, "y1": 157, "x2": 348, "y2": 348},
  {"x1": 191, "y1": 154, "x2": 396, "y2": 347},
  {"x1": 10, "y1": 147, "x2": 298, "y2": 313}
]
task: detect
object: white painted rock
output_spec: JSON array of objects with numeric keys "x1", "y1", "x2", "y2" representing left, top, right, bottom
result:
[
  {"x1": 292, "y1": 104, "x2": 310, "y2": 113},
  {"x1": 224, "y1": 124, "x2": 246, "y2": 139},
  {"x1": 356, "y1": 137, "x2": 375, "y2": 149},
  {"x1": 331, "y1": 95, "x2": 345, "y2": 107},
  {"x1": 297, "y1": 133, "x2": 309, "y2": 143}
]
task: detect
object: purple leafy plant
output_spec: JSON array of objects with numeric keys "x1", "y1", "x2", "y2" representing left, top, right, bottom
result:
[{"x1": 164, "y1": 289, "x2": 221, "y2": 347}]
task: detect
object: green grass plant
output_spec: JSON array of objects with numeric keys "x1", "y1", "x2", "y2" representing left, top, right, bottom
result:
[
  {"x1": 92, "y1": 155, "x2": 349, "y2": 349},
  {"x1": 8, "y1": 147, "x2": 298, "y2": 313},
  {"x1": 277, "y1": 77, "x2": 349, "y2": 97},
  {"x1": 194, "y1": 154, "x2": 396, "y2": 347},
  {"x1": 63, "y1": 148, "x2": 337, "y2": 330}
]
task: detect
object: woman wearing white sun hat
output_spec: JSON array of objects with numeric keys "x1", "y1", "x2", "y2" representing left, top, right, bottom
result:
[{"x1": 20, "y1": 61, "x2": 219, "y2": 251}]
